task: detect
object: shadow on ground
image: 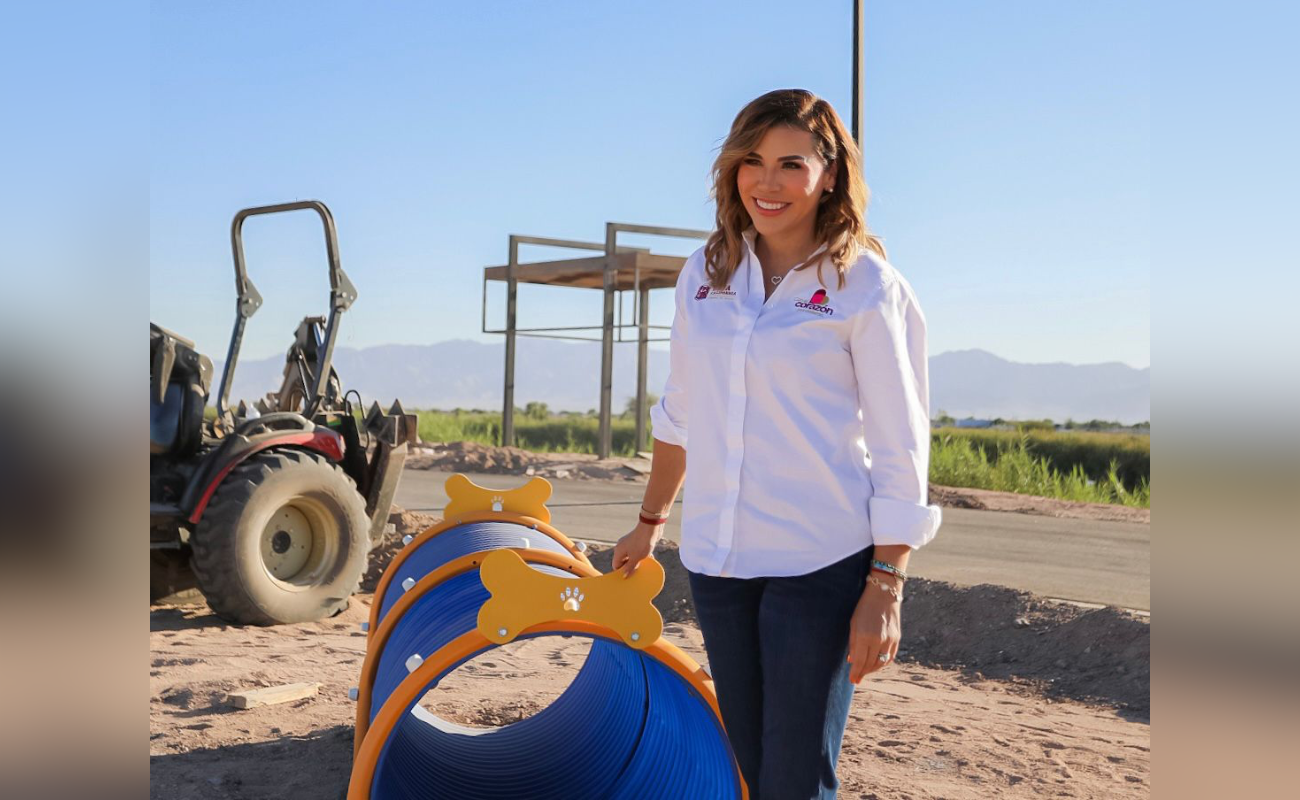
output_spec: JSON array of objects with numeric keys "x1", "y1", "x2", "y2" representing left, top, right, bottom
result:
[
  {"x1": 150, "y1": 725, "x2": 352, "y2": 800},
  {"x1": 149, "y1": 605, "x2": 235, "y2": 633}
]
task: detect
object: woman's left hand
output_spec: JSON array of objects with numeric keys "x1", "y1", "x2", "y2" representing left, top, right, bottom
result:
[{"x1": 847, "y1": 583, "x2": 902, "y2": 684}]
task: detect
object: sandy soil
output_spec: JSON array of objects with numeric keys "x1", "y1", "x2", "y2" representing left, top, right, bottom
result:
[
  {"x1": 149, "y1": 597, "x2": 1148, "y2": 800},
  {"x1": 151, "y1": 511, "x2": 1149, "y2": 799},
  {"x1": 405, "y1": 441, "x2": 1149, "y2": 525}
]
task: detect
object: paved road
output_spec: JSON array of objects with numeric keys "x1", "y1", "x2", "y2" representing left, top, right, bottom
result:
[{"x1": 396, "y1": 469, "x2": 1150, "y2": 611}]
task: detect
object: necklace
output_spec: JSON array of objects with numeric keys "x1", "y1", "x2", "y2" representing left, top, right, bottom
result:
[{"x1": 767, "y1": 252, "x2": 819, "y2": 287}]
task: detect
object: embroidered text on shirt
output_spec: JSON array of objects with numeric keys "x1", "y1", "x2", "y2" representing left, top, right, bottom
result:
[
  {"x1": 794, "y1": 288, "x2": 834, "y2": 315},
  {"x1": 695, "y1": 284, "x2": 737, "y2": 300}
]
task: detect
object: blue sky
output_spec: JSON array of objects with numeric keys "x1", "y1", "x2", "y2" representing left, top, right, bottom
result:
[{"x1": 150, "y1": 0, "x2": 1149, "y2": 368}]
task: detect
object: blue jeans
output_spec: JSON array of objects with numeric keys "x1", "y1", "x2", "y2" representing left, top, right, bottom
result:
[{"x1": 687, "y1": 545, "x2": 873, "y2": 800}]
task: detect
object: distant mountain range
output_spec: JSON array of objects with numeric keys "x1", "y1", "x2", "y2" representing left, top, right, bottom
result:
[
  {"x1": 928, "y1": 349, "x2": 1149, "y2": 425},
  {"x1": 218, "y1": 341, "x2": 1150, "y2": 425}
]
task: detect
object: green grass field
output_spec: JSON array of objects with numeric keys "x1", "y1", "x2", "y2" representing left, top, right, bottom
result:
[
  {"x1": 930, "y1": 426, "x2": 1149, "y2": 496},
  {"x1": 930, "y1": 432, "x2": 1149, "y2": 508},
  {"x1": 411, "y1": 409, "x2": 1151, "y2": 508}
]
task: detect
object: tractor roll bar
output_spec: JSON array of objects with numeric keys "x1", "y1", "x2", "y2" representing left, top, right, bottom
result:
[{"x1": 216, "y1": 200, "x2": 358, "y2": 418}]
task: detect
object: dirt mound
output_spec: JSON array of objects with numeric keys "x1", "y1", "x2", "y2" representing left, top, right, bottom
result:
[
  {"x1": 928, "y1": 483, "x2": 990, "y2": 510},
  {"x1": 929, "y1": 482, "x2": 1150, "y2": 524},
  {"x1": 585, "y1": 541, "x2": 1149, "y2": 717},
  {"x1": 405, "y1": 440, "x2": 649, "y2": 482},
  {"x1": 901, "y1": 578, "x2": 1150, "y2": 716},
  {"x1": 410, "y1": 440, "x2": 536, "y2": 473}
]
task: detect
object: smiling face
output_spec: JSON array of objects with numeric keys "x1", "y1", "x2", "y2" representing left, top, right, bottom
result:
[{"x1": 736, "y1": 124, "x2": 836, "y2": 242}]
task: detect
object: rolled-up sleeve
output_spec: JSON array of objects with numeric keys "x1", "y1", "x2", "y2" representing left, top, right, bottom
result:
[
  {"x1": 648, "y1": 254, "x2": 693, "y2": 449},
  {"x1": 850, "y1": 272, "x2": 942, "y2": 549}
]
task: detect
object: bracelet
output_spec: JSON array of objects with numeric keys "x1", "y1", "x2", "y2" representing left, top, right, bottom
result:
[
  {"x1": 866, "y1": 575, "x2": 903, "y2": 602},
  {"x1": 640, "y1": 505, "x2": 669, "y2": 522},
  {"x1": 869, "y1": 569, "x2": 904, "y2": 586},
  {"x1": 870, "y1": 567, "x2": 906, "y2": 585},
  {"x1": 638, "y1": 512, "x2": 669, "y2": 526},
  {"x1": 870, "y1": 560, "x2": 908, "y2": 581}
]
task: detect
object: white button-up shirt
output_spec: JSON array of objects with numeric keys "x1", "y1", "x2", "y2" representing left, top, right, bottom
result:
[{"x1": 650, "y1": 228, "x2": 942, "y2": 578}]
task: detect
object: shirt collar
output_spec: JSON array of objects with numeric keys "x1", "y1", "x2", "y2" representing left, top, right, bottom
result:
[{"x1": 742, "y1": 225, "x2": 830, "y2": 265}]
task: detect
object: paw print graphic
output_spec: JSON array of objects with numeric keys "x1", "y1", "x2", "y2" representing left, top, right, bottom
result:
[
  {"x1": 560, "y1": 586, "x2": 585, "y2": 612},
  {"x1": 491, "y1": 494, "x2": 505, "y2": 512}
]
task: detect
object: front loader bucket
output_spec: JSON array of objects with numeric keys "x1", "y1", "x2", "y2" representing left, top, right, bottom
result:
[{"x1": 362, "y1": 400, "x2": 419, "y2": 546}]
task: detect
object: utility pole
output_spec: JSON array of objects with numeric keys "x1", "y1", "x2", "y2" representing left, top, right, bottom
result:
[{"x1": 852, "y1": 0, "x2": 865, "y2": 161}]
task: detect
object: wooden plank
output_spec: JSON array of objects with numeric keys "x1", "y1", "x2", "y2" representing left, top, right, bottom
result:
[{"x1": 224, "y1": 682, "x2": 321, "y2": 710}]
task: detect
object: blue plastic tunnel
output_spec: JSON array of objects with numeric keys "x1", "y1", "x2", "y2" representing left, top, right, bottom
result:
[{"x1": 353, "y1": 518, "x2": 745, "y2": 799}]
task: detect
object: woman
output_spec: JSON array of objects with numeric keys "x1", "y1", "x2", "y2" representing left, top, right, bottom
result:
[{"x1": 612, "y1": 88, "x2": 942, "y2": 799}]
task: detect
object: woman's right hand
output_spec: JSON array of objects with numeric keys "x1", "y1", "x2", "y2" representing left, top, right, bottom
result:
[{"x1": 611, "y1": 522, "x2": 662, "y2": 578}]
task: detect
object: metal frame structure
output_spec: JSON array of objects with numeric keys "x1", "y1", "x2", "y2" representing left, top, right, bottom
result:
[{"x1": 482, "y1": 223, "x2": 708, "y2": 459}]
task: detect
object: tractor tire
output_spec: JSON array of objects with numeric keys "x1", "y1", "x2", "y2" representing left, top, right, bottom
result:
[{"x1": 190, "y1": 449, "x2": 369, "y2": 625}]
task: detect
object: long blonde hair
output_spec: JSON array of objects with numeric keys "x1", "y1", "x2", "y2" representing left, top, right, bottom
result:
[{"x1": 704, "y1": 88, "x2": 886, "y2": 290}]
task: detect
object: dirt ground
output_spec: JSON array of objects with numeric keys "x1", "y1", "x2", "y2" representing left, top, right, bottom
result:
[
  {"x1": 149, "y1": 600, "x2": 1149, "y2": 799},
  {"x1": 151, "y1": 510, "x2": 1149, "y2": 799},
  {"x1": 405, "y1": 440, "x2": 1150, "y2": 525}
]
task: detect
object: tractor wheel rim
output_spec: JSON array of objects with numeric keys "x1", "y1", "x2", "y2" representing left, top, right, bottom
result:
[{"x1": 260, "y1": 501, "x2": 336, "y2": 584}]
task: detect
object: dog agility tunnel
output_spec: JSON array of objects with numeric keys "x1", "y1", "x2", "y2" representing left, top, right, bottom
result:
[{"x1": 347, "y1": 475, "x2": 747, "y2": 799}]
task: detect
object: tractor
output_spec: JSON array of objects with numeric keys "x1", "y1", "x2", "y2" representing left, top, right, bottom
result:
[{"x1": 149, "y1": 200, "x2": 417, "y2": 625}]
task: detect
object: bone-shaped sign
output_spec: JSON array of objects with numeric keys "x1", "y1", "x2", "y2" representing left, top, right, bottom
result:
[
  {"x1": 443, "y1": 474, "x2": 553, "y2": 523},
  {"x1": 476, "y1": 549, "x2": 664, "y2": 649}
]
